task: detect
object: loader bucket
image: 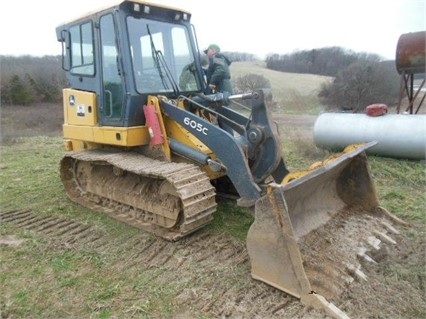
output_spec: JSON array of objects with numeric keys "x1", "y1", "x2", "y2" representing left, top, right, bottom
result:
[{"x1": 247, "y1": 142, "x2": 398, "y2": 319}]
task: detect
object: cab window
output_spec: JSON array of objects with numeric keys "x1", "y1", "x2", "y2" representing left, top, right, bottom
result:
[{"x1": 69, "y1": 22, "x2": 95, "y2": 76}]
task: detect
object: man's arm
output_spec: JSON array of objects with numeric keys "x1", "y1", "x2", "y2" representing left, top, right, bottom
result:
[{"x1": 209, "y1": 58, "x2": 229, "y2": 86}]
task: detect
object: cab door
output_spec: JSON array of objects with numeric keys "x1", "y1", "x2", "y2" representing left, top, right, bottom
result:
[{"x1": 99, "y1": 13, "x2": 124, "y2": 126}]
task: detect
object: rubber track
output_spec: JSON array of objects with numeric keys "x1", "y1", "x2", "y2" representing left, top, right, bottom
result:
[{"x1": 60, "y1": 150, "x2": 217, "y2": 240}]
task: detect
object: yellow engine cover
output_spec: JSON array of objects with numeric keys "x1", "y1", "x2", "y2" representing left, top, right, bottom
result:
[{"x1": 62, "y1": 88, "x2": 150, "y2": 150}]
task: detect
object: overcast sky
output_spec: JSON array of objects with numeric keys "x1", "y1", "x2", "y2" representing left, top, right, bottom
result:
[{"x1": 0, "y1": 0, "x2": 424, "y2": 60}]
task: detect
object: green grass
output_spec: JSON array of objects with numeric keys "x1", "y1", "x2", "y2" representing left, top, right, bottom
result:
[
  {"x1": 368, "y1": 156, "x2": 426, "y2": 222},
  {"x1": 0, "y1": 136, "x2": 65, "y2": 213},
  {"x1": 207, "y1": 199, "x2": 254, "y2": 241}
]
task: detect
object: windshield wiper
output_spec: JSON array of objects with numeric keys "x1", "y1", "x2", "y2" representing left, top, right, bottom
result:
[{"x1": 146, "y1": 25, "x2": 179, "y2": 95}]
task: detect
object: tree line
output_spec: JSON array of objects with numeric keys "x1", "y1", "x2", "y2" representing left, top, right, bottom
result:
[
  {"x1": 266, "y1": 46, "x2": 384, "y2": 76},
  {"x1": 1, "y1": 55, "x2": 67, "y2": 105}
]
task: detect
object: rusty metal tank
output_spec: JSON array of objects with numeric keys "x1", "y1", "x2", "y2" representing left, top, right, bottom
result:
[{"x1": 395, "y1": 31, "x2": 426, "y2": 74}]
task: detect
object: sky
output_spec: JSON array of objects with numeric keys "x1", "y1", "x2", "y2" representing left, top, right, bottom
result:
[{"x1": 0, "y1": 0, "x2": 424, "y2": 60}]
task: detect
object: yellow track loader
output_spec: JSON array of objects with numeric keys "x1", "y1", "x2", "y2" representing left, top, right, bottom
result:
[{"x1": 56, "y1": 2, "x2": 403, "y2": 318}]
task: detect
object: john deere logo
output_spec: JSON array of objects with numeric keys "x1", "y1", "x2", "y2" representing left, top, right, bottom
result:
[{"x1": 69, "y1": 95, "x2": 76, "y2": 106}]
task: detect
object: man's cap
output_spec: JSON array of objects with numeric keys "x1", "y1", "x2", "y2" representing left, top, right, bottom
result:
[{"x1": 203, "y1": 44, "x2": 220, "y2": 54}]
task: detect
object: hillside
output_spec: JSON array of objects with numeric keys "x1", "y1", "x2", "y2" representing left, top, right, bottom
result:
[
  {"x1": 231, "y1": 61, "x2": 332, "y2": 114},
  {"x1": 231, "y1": 61, "x2": 333, "y2": 96}
]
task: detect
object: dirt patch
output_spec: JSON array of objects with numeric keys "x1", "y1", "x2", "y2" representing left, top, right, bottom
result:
[
  {"x1": 0, "y1": 103, "x2": 317, "y2": 145},
  {"x1": 0, "y1": 103, "x2": 63, "y2": 144},
  {"x1": 273, "y1": 113, "x2": 317, "y2": 140},
  {"x1": 0, "y1": 235, "x2": 25, "y2": 247}
]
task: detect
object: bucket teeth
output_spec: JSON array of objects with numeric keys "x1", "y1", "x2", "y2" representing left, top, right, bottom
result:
[
  {"x1": 247, "y1": 143, "x2": 407, "y2": 319},
  {"x1": 380, "y1": 220, "x2": 400, "y2": 234},
  {"x1": 345, "y1": 263, "x2": 368, "y2": 282},
  {"x1": 373, "y1": 230, "x2": 397, "y2": 245},
  {"x1": 366, "y1": 235, "x2": 382, "y2": 250},
  {"x1": 357, "y1": 246, "x2": 377, "y2": 264},
  {"x1": 300, "y1": 293, "x2": 351, "y2": 319}
]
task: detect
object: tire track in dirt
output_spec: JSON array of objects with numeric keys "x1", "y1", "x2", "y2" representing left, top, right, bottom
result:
[
  {"x1": 0, "y1": 209, "x2": 326, "y2": 318},
  {"x1": 0, "y1": 210, "x2": 109, "y2": 249},
  {"x1": 118, "y1": 230, "x2": 317, "y2": 318}
]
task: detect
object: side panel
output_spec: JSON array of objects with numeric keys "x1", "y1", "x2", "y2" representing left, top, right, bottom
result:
[
  {"x1": 63, "y1": 89, "x2": 98, "y2": 126},
  {"x1": 63, "y1": 125, "x2": 150, "y2": 150}
]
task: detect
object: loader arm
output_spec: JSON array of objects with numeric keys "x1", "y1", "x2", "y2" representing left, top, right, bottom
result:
[
  {"x1": 160, "y1": 89, "x2": 288, "y2": 206},
  {"x1": 208, "y1": 90, "x2": 289, "y2": 183},
  {"x1": 160, "y1": 98, "x2": 261, "y2": 205}
]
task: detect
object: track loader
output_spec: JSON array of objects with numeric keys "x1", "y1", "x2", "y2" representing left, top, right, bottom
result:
[{"x1": 56, "y1": 1, "x2": 403, "y2": 318}]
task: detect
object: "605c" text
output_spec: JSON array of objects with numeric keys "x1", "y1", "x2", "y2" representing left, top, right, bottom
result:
[{"x1": 183, "y1": 117, "x2": 208, "y2": 135}]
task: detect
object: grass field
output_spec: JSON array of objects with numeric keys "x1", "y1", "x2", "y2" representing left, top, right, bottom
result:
[
  {"x1": 231, "y1": 61, "x2": 332, "y2": 115},
  {"x1": 1, "y1": 134, "x2": 424, "y2": 319}
]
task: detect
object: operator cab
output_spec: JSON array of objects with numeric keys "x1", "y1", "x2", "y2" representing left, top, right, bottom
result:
[{"x1": 56, "y1": 0, "x2": 207, "y2": 127}]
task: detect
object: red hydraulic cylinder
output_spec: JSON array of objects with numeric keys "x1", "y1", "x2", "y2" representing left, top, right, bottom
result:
[{"x1": 143, "y1": 104, "x2": 164, "y2": 145}]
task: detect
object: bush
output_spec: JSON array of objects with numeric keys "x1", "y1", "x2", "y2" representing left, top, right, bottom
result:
[
  {"x1": 318, "y1": 60, "x2": 400, "y2": 112},
  {"x1": 233, "y1": 73, "x2": 271, "y2": 93},
  {"x1": 4, "y1": 75, "x2": 34, "y2": 105}
]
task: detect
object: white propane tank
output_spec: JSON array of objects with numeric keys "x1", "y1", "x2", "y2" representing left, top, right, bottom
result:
[{"x1": 313, "y1": 113, "x2": 426, "y2": 160}]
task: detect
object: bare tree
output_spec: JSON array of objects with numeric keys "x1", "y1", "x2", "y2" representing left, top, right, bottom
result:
[
  {"x1": 233, "y1": 73, "x2": 271, "y2": 93},
  {"x1": 319, "y1": 61, "x2": 400, "y2": 112}
]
